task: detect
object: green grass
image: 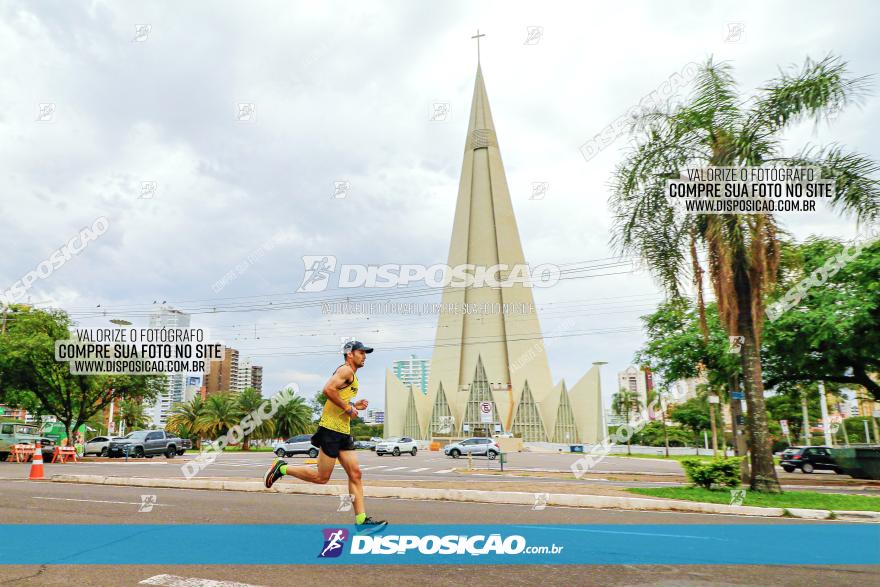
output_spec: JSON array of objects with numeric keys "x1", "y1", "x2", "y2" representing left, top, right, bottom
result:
[
  {"x1": 612, "y1": 453, "x2": 717, "y2": 462},
  {"x1": 628, "y1": 486, "x2": 880, "y2": 511}
]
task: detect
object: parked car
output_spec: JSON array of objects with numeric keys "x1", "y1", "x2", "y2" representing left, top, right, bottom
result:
[
  {"x1": 176, "y1": 438, "x2": 193, "y2": 455},
  {"x1": 0, "y1": 422, "x2": 55, "y2": 461},
  {"x1": 273, "y1": 434, "x2": 319, "y2": 458},
  {"x1": 83, "y1": 436, "x2": 125, "y2": 456},
  {"x1": 444, "y1": 437, "x2": 501, "y2": 460},
  {"x1": 354, "y1": 440, "x2": 376, "y2": 450},
  {"x1": 780, "y1": 446, "x2": 841, "y2": 474},
  {"x1": 107, "y1": 430, "x2": 185, "y2": 458},
  {"x1": 375, "y1": 437, "x2": 418, "y2": 456}
]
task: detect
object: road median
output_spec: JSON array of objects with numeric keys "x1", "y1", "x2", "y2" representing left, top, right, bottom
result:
[{"x1": 48, "y1": 473, "x2": 853, "y2": 520}]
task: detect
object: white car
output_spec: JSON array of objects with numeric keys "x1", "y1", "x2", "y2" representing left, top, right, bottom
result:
[
  {"x1": 375, "y1": 437, "x2": 418, "y2": 456},
  {"x1": 273, "y1": 434, "x2": 319, "y2": 458},
  {"x1": 83, "y1": 436, "x2": 124, "y2": 457}
]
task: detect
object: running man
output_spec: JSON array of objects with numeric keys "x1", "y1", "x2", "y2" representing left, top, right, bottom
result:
[{"x1": 264, "y1": 340, "x2": 387, "y2": 533}]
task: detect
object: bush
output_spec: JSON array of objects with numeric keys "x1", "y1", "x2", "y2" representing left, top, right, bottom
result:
[{"x1": 680, "y1": 457, "x2": 743, "y2": 489}]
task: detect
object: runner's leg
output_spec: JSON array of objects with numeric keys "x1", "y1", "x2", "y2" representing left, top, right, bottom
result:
[
  {"x1": 336, "y1": 450, "x2": 364, "y2": 515},
  {"x1": 282, "y1": 449, "x2": 335, "y2": 484}
]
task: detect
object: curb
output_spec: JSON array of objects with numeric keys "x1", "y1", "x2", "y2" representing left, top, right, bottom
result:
[{"x1": 45, "y1": 474, "x2": 811, "y2": 518}]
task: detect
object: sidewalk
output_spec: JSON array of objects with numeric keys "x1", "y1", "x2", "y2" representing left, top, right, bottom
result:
[{"x1": 49, "y1": 473, "x2": 880, "y2": 522}]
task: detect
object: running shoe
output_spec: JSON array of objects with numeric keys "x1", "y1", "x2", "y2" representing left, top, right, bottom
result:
[
  {"x1": 264, "y1": 458, "x2": 286, "y2": 488},
  {"x1": 356, "y1": 516, "x2": 388, "y2": 535}
]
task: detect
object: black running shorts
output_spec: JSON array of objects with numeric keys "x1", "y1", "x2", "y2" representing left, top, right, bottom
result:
[{"x1": 310, "y1": 426, "x2": 355, "y2": 458}]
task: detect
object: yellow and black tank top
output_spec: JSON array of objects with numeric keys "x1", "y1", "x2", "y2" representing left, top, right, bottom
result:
[{"x1": 318, "y1": 367, "x2": 358, "y2": 434}]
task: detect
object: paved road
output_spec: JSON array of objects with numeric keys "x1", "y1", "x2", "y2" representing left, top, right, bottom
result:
[
  {"x1": 1, "y1": 478, "x2": 876, "y2": 586},
  {"x1": 2, "y1": 451, "x2": 870, "y2": 494}
]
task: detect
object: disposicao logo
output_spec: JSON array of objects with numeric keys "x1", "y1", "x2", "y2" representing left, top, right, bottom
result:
[{"x1": 318, "y1": 528, "x2": 349, "y2": 558}]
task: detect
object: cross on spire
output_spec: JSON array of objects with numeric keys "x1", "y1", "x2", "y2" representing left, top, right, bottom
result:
[{"x1": 471, "y1": 29, "x2": 486, "y2": 64}]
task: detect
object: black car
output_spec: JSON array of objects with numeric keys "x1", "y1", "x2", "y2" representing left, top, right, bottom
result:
[{"x1": 780, "y1": 446, "x2": 841, "y2": 474}]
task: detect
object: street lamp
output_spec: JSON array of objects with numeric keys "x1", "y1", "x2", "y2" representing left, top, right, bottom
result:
[{"x1": 106, "y1": 319, "x2": 132, "y2": 436}]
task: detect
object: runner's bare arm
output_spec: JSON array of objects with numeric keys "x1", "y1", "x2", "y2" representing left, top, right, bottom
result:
[{"x1": 323, "y1": 365, "x2": 357, "y2": 417}]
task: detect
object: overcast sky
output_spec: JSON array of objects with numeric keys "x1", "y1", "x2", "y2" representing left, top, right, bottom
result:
[{"x1": 2, "y1": 1, "x2": 878, "y2": 411}]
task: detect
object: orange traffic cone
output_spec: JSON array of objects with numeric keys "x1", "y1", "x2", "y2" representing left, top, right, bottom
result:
[{"x1": 29, "y1": 443, "x2": 44, "y2": 480}]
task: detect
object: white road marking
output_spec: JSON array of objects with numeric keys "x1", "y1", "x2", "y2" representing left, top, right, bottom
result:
[
  {"x1": 410, "y1": 468, "x2": 430, "y2": 472},
  {"x1": 434, "y1": 469, "x2": 455, "y2": 474},
  {"x1": 384, "y1": 466, "x2": 408, "y2": 471},
  {"x1": 365, "y1": 465, "x2": 388, "y2": 470},
  {"x1": 32, "y1": 497, "x2": 171, "y2": 507},
  {"x1": 140, "y1": 574, "x2": 266, "y2": 587}
]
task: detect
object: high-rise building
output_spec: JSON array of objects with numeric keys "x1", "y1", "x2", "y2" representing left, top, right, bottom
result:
[
  {"x1": 384, "y1": 61, "x2": 603, "y2": 442},
  {"x1": 147, "y1": 306, "x2": 191, "y2": 427},
  {"x1": 250, "y1": 366, "x2": 263, "y2": 393},
  {"x1": 392, "y1": 355, "x2": 430, "y2": 395},
  {"x1": 204, "y1": 346, "x2": 240, "y2": 396},
  {"x1": 617, "y1": 366, "x2": 654, "y2": 408}
]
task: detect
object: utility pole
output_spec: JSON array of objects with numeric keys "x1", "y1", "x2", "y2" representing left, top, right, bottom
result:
[
  {"x1": 729, "y1": 375, "x2": 749, "y2": 483},
  {"x1": 819, "y1": 381, "x2": 833, "y2": 446},
  {"x1": 800, "y1": 386, "x2": 811, "y2": 446}
]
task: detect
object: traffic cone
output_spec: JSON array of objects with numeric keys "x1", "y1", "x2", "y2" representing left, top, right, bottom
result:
[{"x1": 29, "y1": 443, "x2": 45, "y2": 480}]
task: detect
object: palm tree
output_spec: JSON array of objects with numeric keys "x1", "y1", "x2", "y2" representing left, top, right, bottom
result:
[
  {"x1": 118, "y1": 399, "x2": 149, "y2": 431},
  {"x1": 610, "y1": 55, "x2": 878, "y2": 492},
  {"x1": 235, "y1": 387, "x2": 276, "y2": 450},
  {"x1": 167, "y1": 397, "x2": 205, "y2": 448},
  {"x1": 197, "y1": 392, "x2": 243, "y2": 445},
  {"x1": 272, "y1": 394, "x2": 313, "y2": 439},
  {"x1": 612, "y1": 388, "x2": 643, "y2": 455}
]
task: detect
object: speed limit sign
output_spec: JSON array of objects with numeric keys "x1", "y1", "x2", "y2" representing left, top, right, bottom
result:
[{"x1": 479, "y1": 401, "x2": 492, "y2": 423}]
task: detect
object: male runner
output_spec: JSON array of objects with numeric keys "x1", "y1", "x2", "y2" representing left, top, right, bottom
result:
[{"x1": 264, "y1": 340, "x2": 387, "y2": 533}]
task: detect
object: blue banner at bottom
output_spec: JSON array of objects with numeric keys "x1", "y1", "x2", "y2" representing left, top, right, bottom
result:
[{"x1": 0, "y1": 524, "x2": 877, "y2": 565}]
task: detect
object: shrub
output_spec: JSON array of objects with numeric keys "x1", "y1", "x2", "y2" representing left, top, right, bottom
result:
[{"x1": 680, "y1": 457, "x2": 744, "y2": 489}]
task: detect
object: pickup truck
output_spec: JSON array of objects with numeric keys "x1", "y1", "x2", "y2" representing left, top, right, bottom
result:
[
  {"x1": 107, "y1": 430, "x2": 187, "y2": 458},
  {"x1": 0, "y1": 422, "x2": 56, "y2": 461}
]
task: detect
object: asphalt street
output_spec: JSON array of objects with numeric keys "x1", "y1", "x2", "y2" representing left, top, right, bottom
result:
[{"x1": 0, "y1": 474, "x2": 878, "y2": 586}]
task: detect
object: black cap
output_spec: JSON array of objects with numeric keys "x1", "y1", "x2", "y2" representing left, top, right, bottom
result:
[{"x1": 343, "y1": 340, "x2": 374, "y2": 355}]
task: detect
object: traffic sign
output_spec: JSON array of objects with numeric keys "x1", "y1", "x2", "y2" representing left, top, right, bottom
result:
[
  {"x1": 735, "y1": 415, "x2": 745, "y2": 425},
  {"x1": 731, "y1": 391, "x2": 744, "y2": 400},
  {"x1": 479, "y1": 401, "x2": 493, "y2": 424}
]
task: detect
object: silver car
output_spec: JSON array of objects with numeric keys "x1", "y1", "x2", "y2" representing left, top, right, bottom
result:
[
  {"x1": 83, "y1": 436, "x2": 123, "y2": 456},
  {"x1": 444, "y1": 437, "x2": 501, "y2": 459},
  {"x1": 273, "y1": 434, "x2": 319, "y2": 458}
]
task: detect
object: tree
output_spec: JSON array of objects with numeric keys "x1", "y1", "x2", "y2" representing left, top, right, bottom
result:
[
  {"x1": 196, "y1": 393, "x2": 243, "y2": 442},
  {"x1": 612, "y1": 388, "x2": 643, "y2": 455},
  {"x1": 763, "y1": 238, "x2": 880, "y2": 399},
  {"x1": 235, "y1": 387, "x2": 276, "y2": 450},
  {"x1": 272, "y1": 394, "x2": 314, "y2": 439},
  {"x1": 310, "y1": 391, "x2": 328, "y2": 420},
  {"x1": 167, "y1": 397, "x2": 205, "y2": 448},
  {"x1": 0, "y1": 305, "x2": 164, "y2": 445},
  {"x1": 610, "y1": 55, "x2": 879, "y2": 492},
  {"x1": 118, "y1": 399, "x2": 149, "y2": 431}
]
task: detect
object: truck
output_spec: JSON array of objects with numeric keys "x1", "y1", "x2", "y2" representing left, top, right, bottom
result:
[
  {"x1": 107, "y1": 429, "x2": 189, "y2": 458},
  {"x1": 0, "y1": 421, "x2": 56, "y2": 461}
]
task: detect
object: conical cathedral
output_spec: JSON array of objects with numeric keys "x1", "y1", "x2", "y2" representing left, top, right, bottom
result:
[{"x1": 384, "y1": 62, "x2": 604, "y2": 444}]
